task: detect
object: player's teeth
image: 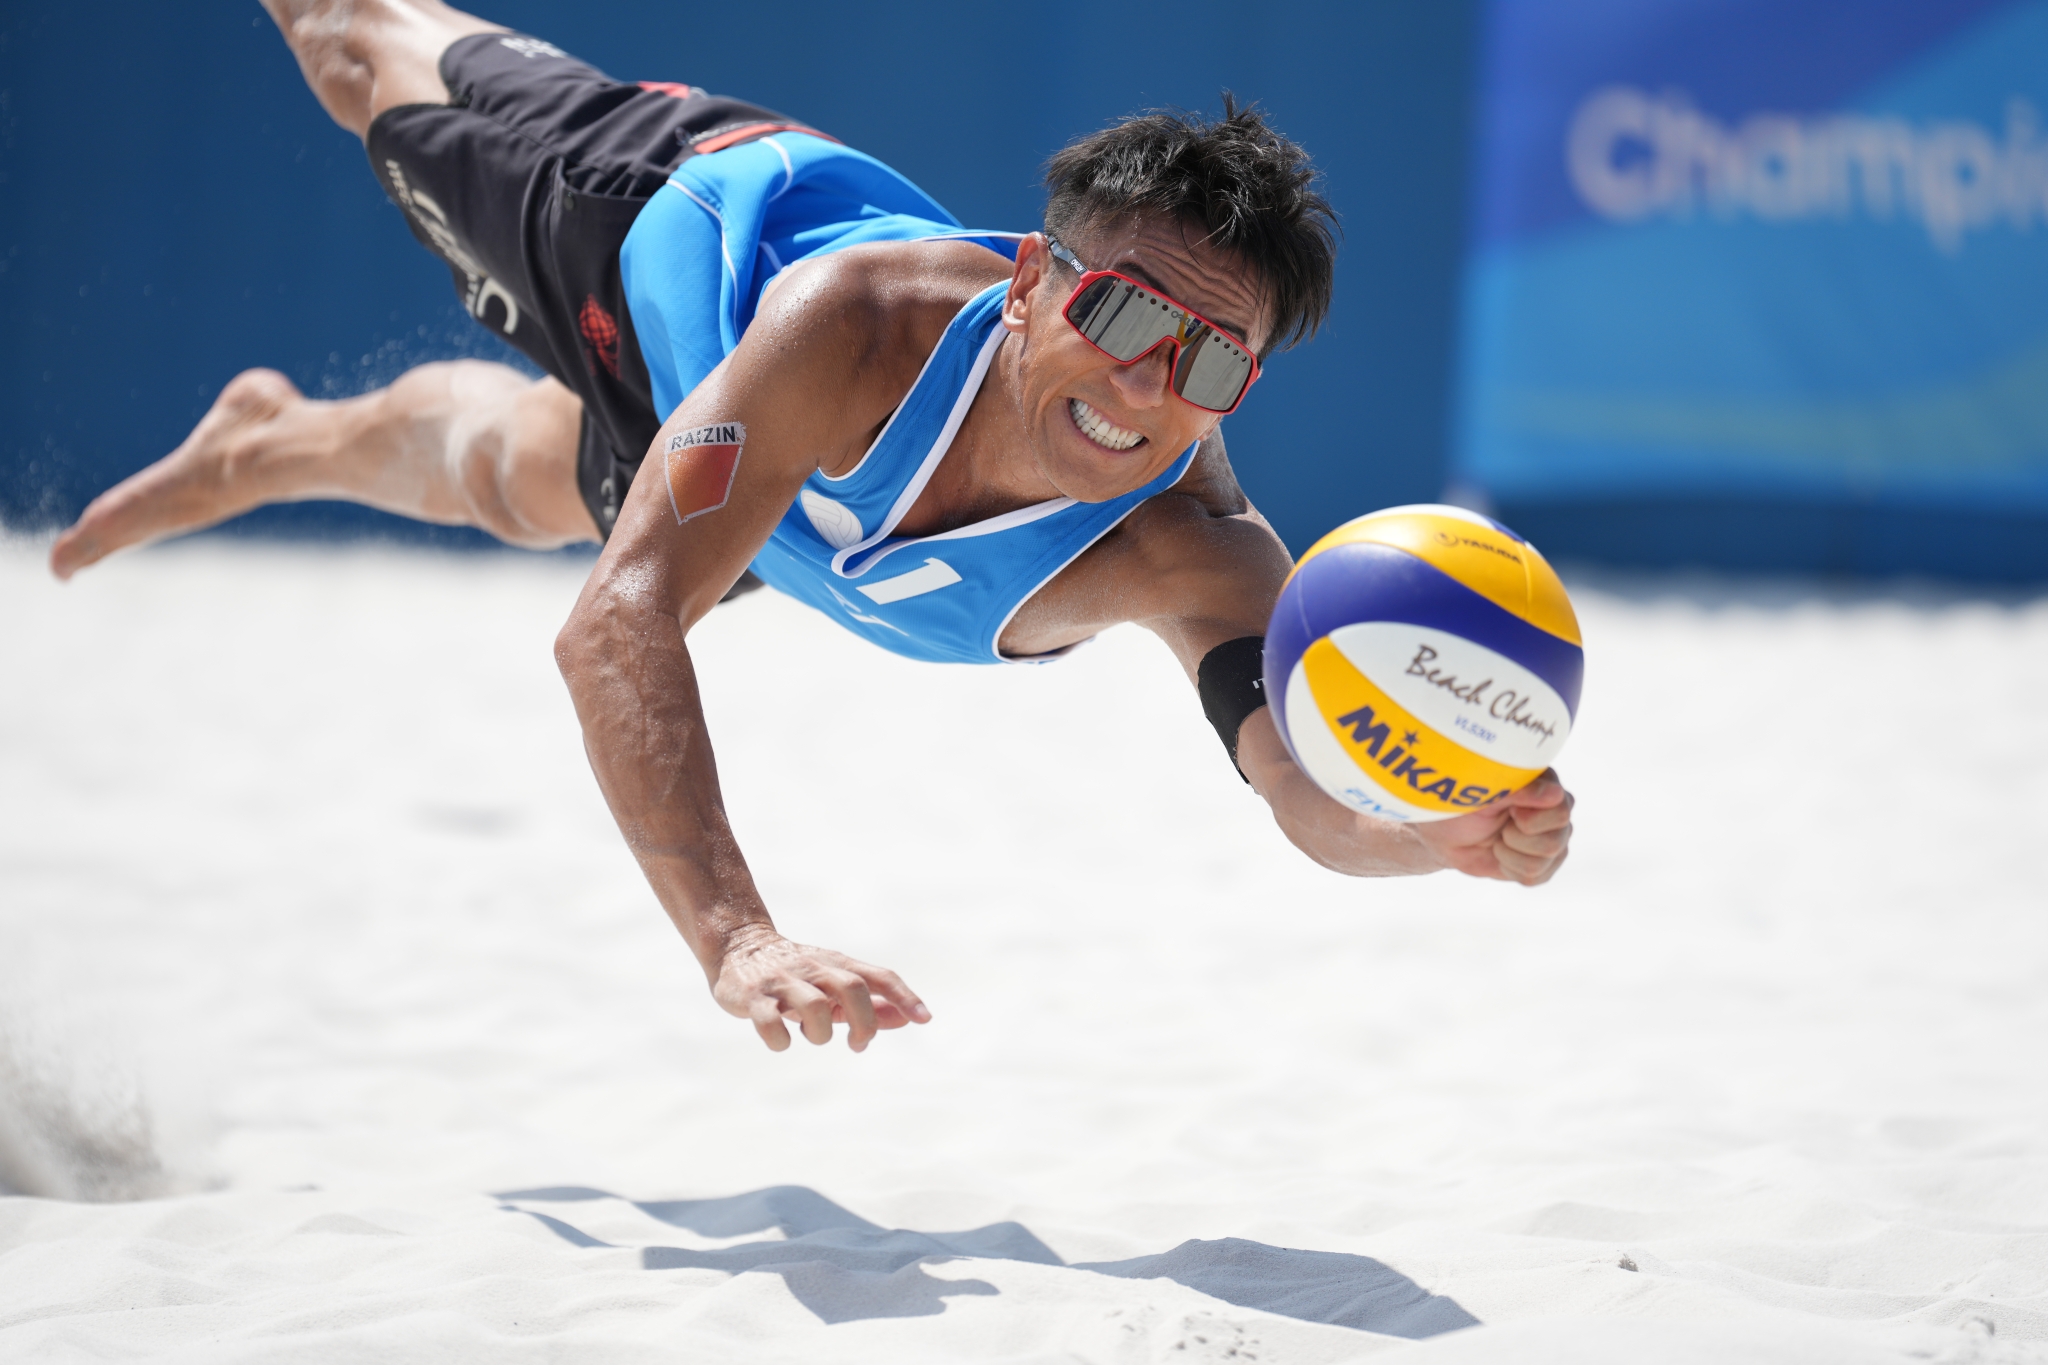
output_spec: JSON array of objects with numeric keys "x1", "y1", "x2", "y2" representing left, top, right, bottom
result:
[{"x1": 1069, "y1": 399, "x2": 1145, "y2": 451}]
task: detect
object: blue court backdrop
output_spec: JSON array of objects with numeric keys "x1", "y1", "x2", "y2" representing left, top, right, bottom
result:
[
  {"x1": 6, "y1": 1, "x2": 2047, "y2": 579},
  {"x1": 0, "y1": 1, "x2": 1475, "y2": 560},
  {"x1": 1456, "y1": 0, "x2": 2048, "y2": 578}
]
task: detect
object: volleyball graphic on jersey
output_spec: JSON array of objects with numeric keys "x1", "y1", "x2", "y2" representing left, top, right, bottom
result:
[{"x1": 1263, "y1": 505, "x2": 1584, "y2": 822}]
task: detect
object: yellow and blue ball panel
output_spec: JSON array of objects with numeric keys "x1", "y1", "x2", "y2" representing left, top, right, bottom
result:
[
  {"x1": 1264, "y1": 505, "x2": 1583, "y2": 821},
  {"x1": 1289, "y1": 504, "x2": 1581, "y2": 646}
]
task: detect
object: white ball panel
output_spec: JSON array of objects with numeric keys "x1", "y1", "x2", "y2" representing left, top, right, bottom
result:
[{"x1": 1326, "y1": 622, "x2": 1572, "y2": 770}]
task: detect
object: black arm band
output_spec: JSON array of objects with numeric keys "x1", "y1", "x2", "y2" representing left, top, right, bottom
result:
[{"x1": 1197, "y1": 635, "x2": 1269, "y2": 783}]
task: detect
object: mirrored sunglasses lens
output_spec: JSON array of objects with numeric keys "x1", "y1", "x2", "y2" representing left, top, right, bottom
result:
[
  {"x1": 1174, "y1": 328, "x2": 1253, "y2": 411},
  {"x1": 1069, "y1": 277, "x2": 1176, "y2": 362}
]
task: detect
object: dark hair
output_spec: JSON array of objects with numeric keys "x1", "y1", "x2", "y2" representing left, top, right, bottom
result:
[{"x1": 1042, "y1": 94, "x2": 1338, "y2": 355}]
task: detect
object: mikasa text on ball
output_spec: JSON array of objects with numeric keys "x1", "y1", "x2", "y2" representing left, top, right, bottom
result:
[{"x1": 1263, "y1": 505, "x2": 1584, "y2": 822}]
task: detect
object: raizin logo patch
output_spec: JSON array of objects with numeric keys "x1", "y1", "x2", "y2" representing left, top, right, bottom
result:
[{"x1": 664, "y1": 424, "x2": 745, "y2": 525}]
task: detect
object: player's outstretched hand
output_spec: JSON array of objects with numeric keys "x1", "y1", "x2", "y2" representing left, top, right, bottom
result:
[
  {"x1": 711, "y1": 925, "x2": 932, "y2": 1052},
  {"x1": 1412, "y1": 769, "x2": 1574, "y2": 886}
]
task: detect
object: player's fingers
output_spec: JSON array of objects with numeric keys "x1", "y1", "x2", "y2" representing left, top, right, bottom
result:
[
  {"x1": 750, "y1": 998, "x2": 793, "y2": 1052},
  {"x1": 1514, "y1": 784, "x2": 1575, "y2": 831},
  {"x1": 816, "y1": 969, "x2": 878, "y2": 1052},
  {"x1": 1494, "y1": 839, "x2": 1565, "y2": 886},
  {"x1": 1508, "y1": 807, "x2": 1570, "y2": 839},
  {"x1": 856, "y1": 964, "x2": 931, "y2": 1026},
  {"x1": 1529, "y1": 847, "x2": 1568, "y2": 885},
  {"x1": 1508, "y1": 771, "x2": 1568, "y2": 809},
  {"x1": 1500, "y1": 818, "x2": 1571, "y2": 859},
  {"x1": 1426, "y1": 803, "x2": 1513, "y2": 846},
  {"x1": 778, "y1": 981, "x2": 837, "y2": 1046}
]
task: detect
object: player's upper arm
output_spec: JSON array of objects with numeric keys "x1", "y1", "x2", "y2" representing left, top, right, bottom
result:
[
  {"x1": 1123, "y1": 431, "x2": 1296, "y2": 678},
  {"x1": 582, "y1": 257, "x2": 894, "y2": 629}
]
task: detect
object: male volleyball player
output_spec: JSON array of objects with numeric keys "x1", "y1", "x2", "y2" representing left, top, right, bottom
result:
[{"x1": 49, "y1": 0, "x2": 1575, "y2": 1051}]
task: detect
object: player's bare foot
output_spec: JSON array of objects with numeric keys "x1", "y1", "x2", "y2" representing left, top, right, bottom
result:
[{"x1": 49, "y1": 369, "x2": 311, "y2": 580}]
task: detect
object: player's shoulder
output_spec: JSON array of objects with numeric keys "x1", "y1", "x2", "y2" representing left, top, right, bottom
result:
[
  {"x1": 748, "y1": 238, "x2": 1014, "y2": 377},
  {"x1": 1025, "y1": 431, "x2": 1289, "y2": 644},
  {"x1": 1087, "y1": 432, "x2": 1287, "y2": 594},
  {"x1": 1123, "y1": 432, "x2": 1254, "y2": 547}
]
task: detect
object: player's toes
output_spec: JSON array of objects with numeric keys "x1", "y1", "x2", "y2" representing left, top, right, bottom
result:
[
  {"x1": 48, "y1": 526, "x2": 98, "y2": 580},
  {"x1": 48, "y1": 370, "x2": 308, "y2": 580},
  {"x1": 49, "y1": 487, "x2": 158, "y2": 577},
  {"x1": 49, "y1": 487, "x2": 151, "y2": 577}
]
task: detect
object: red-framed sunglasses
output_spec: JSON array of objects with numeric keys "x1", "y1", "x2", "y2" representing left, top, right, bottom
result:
[{"x1": 1046, "y1": 237, "x2": 1261, "y2": 415}]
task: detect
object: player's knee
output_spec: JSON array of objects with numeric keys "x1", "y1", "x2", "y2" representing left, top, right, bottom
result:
[
  {"x1": 452, "y1": 427, "x2": 565, "y2": 548},
  {"x1": 449, "y1": 426, "x2": 528, "y2": 543},
  {"x1": 448, "y1": 373, "x2": 587, "y2": 548}
]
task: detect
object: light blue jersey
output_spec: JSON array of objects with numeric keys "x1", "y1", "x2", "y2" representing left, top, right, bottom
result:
[
  {"x1": 747, "y1": 284, "x2": 1198, "y2": 664},
  {"x1": 620, "y1": 134, "x2": 1198, "y2": 665},
  {"x1": 621, "y1": 131, "x2": 1021, "y2": 417}
]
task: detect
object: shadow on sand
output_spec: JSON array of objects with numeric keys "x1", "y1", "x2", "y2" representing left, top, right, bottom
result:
[{"x1": 494, "y1": 1183, "x2": 1480, "y2": 1336}]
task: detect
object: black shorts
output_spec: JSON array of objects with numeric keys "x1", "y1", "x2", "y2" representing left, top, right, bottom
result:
[{"x1": 364, "y1": 33, "x2": 822, "y2": 538}]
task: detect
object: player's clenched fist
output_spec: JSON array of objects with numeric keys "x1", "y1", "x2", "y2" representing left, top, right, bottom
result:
[{"x1": 1412, "y1": 770, "x2": 1575, "y2": 886}]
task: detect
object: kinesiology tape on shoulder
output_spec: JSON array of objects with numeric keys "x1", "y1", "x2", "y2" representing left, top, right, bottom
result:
[{"x1": 1197, "y1": 635, "x2": 1269, "y2": 783}]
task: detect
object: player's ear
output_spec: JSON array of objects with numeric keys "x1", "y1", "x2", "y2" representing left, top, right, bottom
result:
[{"x1": 1002, "y1": 233, "x2": 1050, "y2": 335}]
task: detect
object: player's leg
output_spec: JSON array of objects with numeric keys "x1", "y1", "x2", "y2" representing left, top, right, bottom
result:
[
  {"x1": 49, "y1": 364, "x2": 596, "y2": 579},
  {"x1": 51, "y1": 0, "x2": 598, "y2": 578},
  {"x1": 260, "y1": 0, "x2": 501, "y2": 139},
  {"x1": 53, "y1": 7, "x2": 800, "y2": 578}
]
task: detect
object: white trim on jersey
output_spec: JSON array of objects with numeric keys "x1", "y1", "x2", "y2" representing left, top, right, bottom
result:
[
  {"x1": 842, "y1": 495, "x2": 1075, "y2": 582},
  {"x1": 668, "y1": 181, "x2": 738, "y2": 292},
  {"x1": 987, "y1": 474, "x2": 1176, "y2": 664},
  {"x1": 760, "y1": 136, "x2": 797, "y2": 199},
  {"x1": 820, "y1": 303, "x2": 960, "y2": 488},
  {"x1": 832, "y1": 322, "x2": 1007, "y2": 579},
  {"x1": 914, "y1": 230, "x2": 1028, "y2": 244}
]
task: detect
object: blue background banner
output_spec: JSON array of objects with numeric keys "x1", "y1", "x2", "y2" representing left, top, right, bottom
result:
[
  {"x1": 0, "y1": 1, "x2": 1476, "y2": 559},
  {"x1": 13, "y1": 2, "x2": 2045, "y2": 580},
  {"x1": 1456, "y1": 0, "x2": 2048, "y2": 578}
]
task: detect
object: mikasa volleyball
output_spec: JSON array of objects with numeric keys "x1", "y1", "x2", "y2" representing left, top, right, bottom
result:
[{"x1": 1264, "y1": 505, "x2": 1585, "y2": 822}]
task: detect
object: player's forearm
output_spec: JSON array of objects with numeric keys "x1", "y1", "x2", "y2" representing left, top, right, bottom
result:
[
  {"x1": 1236, "y1": 711, "x2": 1444, "y2": 878},
  {"x1": 554, "y1": 587, "x2": 773, "y2": 977}
]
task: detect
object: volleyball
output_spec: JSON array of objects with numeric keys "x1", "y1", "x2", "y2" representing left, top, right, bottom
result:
[{"x1": 1263, "y1": 505, "x2": 1584, "y2": 822}]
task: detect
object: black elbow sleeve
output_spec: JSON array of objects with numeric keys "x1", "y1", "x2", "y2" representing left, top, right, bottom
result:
[{"x1": 1196, "y1": 635, "x2": 1269, "y2": 783}]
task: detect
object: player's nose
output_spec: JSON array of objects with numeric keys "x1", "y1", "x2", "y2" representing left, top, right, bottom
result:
[{"x1": 1105, "y1": 343, "x2": 1173, "y2": 410}]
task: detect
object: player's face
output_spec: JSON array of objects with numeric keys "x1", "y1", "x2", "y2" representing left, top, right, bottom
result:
[{"x1": 1001, "y1": 215, "x2": 1271, "y2": 504}]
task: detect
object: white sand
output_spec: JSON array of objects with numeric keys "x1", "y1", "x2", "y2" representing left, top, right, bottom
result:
[{"x1": 1, "y1": 538, "x2": 2044, "y2": 1363}]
